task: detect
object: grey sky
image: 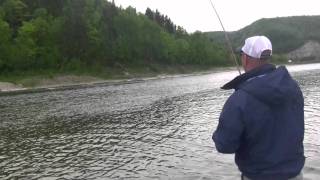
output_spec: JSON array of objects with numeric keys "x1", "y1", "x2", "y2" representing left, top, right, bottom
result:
[{"x1": 113, "y1": 0, "x2": 319, "y2": 33}]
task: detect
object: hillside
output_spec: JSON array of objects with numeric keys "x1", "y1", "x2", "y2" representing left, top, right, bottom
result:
[{"x1": 205, "y1": 16, "x2": 320, "y2": 61}]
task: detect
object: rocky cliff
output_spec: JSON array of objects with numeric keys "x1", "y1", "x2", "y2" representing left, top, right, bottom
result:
[{"x1": 287, "y1": 41, "x2": 320, "y2": 62}]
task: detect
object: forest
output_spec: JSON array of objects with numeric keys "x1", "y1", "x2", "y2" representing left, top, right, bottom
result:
[{"x1": 0, "y1": 0, "x2": 229, "y2": 78}]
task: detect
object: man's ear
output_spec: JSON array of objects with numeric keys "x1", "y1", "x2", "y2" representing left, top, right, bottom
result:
[
  {"x1": 243, "y1": 55, "x2": 251, "y2": 72},
  {"x1": 243, "y1": 55, "x2": 248, "y2": 69}
]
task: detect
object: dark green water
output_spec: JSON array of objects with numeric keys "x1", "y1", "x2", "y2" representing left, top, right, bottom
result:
[{"x1": 1, "y1": 64, "x2": 320, "y2": 179}]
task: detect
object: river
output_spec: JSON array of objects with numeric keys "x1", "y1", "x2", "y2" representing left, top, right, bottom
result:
[{"x1": 1, "y1": 63, "x2": 320, "y2": 180}]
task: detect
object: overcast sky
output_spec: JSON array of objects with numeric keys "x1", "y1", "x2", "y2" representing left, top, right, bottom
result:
[{"x1": 112, "y1": 0, "x2": 319, "y2": 33}]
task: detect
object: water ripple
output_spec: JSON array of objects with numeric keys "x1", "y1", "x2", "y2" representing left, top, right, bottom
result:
[{"x1": 1, "y1": 65, "x2": 320, "y2": 179}]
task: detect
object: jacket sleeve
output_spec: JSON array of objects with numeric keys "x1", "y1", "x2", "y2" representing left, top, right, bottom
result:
[{"x1": 212, "y1": 92, "x2": 245, "y2": 154}]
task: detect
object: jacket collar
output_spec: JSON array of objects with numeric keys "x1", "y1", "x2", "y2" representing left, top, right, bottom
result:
[{"x1": 221, "y1": 64, "x2": 276, "y2": 90}]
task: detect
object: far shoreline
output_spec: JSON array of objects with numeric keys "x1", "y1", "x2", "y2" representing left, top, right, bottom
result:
[
  {"x1": 1, "y1": 61, "x2": 319, "y2": 96},
  {"x1": 0, "y1": 66, "x2": 237, "y2": 96}
]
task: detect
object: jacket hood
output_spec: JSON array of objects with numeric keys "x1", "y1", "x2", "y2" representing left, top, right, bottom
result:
[
  {"x1": 241, "y1": 66, "x2": 300, "y2": 105},
  {"x1": 222, "y1": 64, "x2": 300, "y2": 105}
]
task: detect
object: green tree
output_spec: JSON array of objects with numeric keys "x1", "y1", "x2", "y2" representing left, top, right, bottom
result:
[
  {"x1": 2, "y1": 0, "x2": 27, "y2": 36},
  {"x1": 173, "y1": 39, "x2": 190, "y2": 64},
  {"x1": 145, "y1": 8, "x2": 154, "y2": 20},
  {"x1": 12, "y1": 20, "x2": 37, "y2": 71},
  {"x1": 113, "y1": 7, "x2": 141, "y2": 63},
  {"x1": 98, "y1": 0, "x2": 118, "y2": 65},
  {"x1": 8, "y1": 8, "x2": 61, "y2": 72},
  {"x1": 59, "y1": 0, "x2": 88, "y2": 68},
  {"x1": 0, "y1": 17, "x2": 11, "y2": 71},
  {"x1": 31, "y1": 8, "x2": 61, "y2": 69}
]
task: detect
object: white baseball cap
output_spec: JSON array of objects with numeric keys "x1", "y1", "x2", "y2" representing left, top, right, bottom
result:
[{"x1": 241, "y1": 36, "x2": 272, "y2": 59}]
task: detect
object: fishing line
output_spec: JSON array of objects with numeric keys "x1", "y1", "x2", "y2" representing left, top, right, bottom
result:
[{"x1": 208, "y1": 0, "x2": 242, "y2": 75}]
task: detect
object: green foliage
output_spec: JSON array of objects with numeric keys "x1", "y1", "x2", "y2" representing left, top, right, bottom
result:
[
  {"x1": 145, "y1": 7, "x2": 189, "y2": 38},
  {"x1": 187, "y1": 32, "x2": 227, "y2": 65},
  {"x1": 0, "y1": 0, "x2": 229, "y2": 77},
  {"x1": 1, "y1": 0, "x2": 27, "y2": 35},
  {"x1": 59, "y1": 0, "x2": 88, "y2": 63},
  {"x1": 13, "y1": 21, "x2": 37, "y2": 70},
  {"x1": 0, "y1": 17, "x2": 11, "y2": 71}
]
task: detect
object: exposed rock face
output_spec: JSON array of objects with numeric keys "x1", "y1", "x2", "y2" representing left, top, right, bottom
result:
[{"x1": 287, "y1": 41, "x2": 320, "y2": 62}]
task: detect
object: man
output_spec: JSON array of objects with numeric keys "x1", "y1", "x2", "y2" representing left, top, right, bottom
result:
[{"x1": 212, "y1": 36, "x2": 305, "y2": 180}]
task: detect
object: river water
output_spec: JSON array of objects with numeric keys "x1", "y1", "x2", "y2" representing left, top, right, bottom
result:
[{"x1": 1, "y1": 63, "x2": 320, "y2": 180}]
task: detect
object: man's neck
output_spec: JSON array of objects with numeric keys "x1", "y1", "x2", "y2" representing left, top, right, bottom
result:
[{"x1": 245, "y1": 61, "x2": 268, "y2": 72}]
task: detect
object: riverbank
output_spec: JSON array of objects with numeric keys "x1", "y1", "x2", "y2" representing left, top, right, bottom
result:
[
  {"x1": 0, "y1": 65, "x2": 237, "y2": 95},
  {"x1": 0, "y1": 75, "x2": 103, "y2": 93}
]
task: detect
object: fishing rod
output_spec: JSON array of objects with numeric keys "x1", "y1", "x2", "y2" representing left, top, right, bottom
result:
[{"x1": 208, "y1": 0, "x2": 242, "y2": 75}]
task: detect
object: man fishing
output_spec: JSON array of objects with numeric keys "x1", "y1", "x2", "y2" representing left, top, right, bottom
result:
[{"x1": 212, "y1": 36, "x2": 305, "y2": 180}]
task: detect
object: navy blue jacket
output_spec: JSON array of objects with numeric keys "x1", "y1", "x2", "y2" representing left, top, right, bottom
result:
[{"x1": 213, "y1": 64, "x2": 305, "y2": 180}]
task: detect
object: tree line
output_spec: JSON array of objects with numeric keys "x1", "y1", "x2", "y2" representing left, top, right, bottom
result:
[{"x1": 0, "y1": 0, "x2": 229, "y2": 76}]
